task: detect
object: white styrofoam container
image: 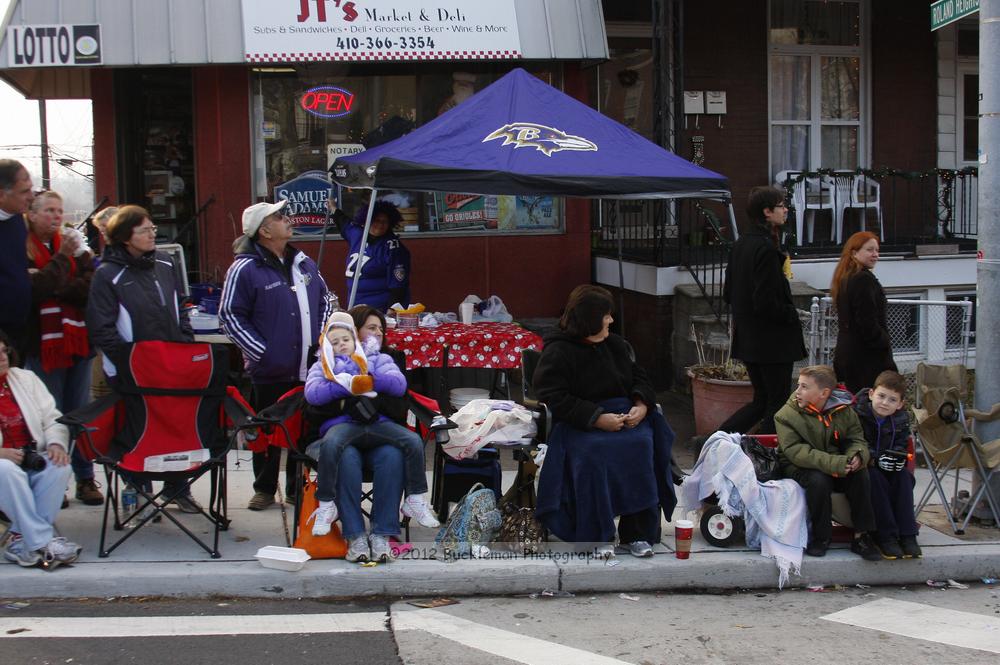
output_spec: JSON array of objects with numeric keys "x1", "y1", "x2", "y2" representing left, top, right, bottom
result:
[{"x1": 254, "y1": 546, "x2": 311, "y2": 571}]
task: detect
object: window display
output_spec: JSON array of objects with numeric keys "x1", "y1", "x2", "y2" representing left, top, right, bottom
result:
[{"x1": 251, "y1": 64, "x2": 563, "y2": 238}]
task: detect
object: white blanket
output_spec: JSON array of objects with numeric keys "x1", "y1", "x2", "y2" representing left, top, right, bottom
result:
[{"x1": 679, "y1": 432, "x2": 808, "y2": 589}]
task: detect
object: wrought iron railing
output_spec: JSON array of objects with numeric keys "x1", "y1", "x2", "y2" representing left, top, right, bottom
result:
[
  {"x1": 775, "y1": 167, "x2": 978, "y2": 245},
  {"x1": 592, "y1": 198, "x2": 734, "y2": 322}
]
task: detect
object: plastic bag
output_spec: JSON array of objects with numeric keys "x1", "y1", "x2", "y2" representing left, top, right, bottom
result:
[
  {"x1": 442, "y1": 399, "x2": 537, "y2": 459},
  {"x1": 479, "y1": 295, "x2": 513, "y2": 323}
]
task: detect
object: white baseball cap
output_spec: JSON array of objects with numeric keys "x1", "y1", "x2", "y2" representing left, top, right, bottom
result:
[{"x1": 242, "y1": 200, "x2": 288, "y2": 238}]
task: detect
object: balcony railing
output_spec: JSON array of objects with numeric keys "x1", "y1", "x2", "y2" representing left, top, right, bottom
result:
[
  {"x1": 775, "y1": 167, "x2": 978, "y2": 249},
  {"x1": 591, "y1": 167, "x2": 979, "y2": 267}
]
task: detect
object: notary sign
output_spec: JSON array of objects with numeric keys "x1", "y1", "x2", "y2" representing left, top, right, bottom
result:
[
  {"x1": 931, "y1": 0, "x2": 979, "y2": 31},
  {"x1": 7, "y1": 24, "x2": 102, "y2": 67},
  {"x1": 241, "y1": 0, "x2": 521, "y2": 62}
]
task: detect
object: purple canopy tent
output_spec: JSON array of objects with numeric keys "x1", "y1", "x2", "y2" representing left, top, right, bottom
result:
[{"x1": 328, "y1": 67, "x2": 732, "y2": 308}]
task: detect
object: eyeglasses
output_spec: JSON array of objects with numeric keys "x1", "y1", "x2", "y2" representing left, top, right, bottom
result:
[
  {"x1": 135, "y1": 225, "x2": 158, "y2": 236},
  {"x1": 774, "y1": 203, "x2": 788, "y2": 209}
]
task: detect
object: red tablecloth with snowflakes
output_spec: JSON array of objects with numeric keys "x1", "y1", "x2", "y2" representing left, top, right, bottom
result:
[{"x1": 385, "y1": 322, "x2": 543, "y2": 370}]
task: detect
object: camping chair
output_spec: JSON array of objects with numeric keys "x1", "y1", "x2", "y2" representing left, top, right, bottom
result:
[
  {"x1": 912, "y1": 362, "x2": 1000, "y2": 534},
  {"x1": 250, "y1": 386, "x2": 454, "y2": 543},
  {"x1": 58, "y1": 341, "x2": 256, "y2": 558},
  {"x1": 427, "y1": 348, "x2": 552, "y2": 522}
]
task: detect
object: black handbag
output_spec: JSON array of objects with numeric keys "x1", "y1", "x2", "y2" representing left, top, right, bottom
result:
[{"x1": 740, "y1": 436, "x2": 780, "y2": 482}]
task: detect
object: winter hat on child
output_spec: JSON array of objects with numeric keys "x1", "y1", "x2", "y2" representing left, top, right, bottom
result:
[{"x1": 319, "y1": 311, "x2": 368, "y2": 381}]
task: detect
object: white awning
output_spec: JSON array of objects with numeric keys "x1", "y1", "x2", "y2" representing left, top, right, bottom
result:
[{"x1": 0, "y1": 0, "x2": 608, "y2": 99}]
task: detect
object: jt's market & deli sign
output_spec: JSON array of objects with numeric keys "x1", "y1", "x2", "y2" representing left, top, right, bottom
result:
[
  {"x1": 7, "y1": 24, "x2": 102, "y2": 67},
  {"x1": 241, "y1": 0, "x2": 521, "y2": 62}
]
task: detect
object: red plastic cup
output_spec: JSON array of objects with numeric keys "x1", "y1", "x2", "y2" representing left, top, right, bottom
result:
[{"x1": 675, "y1": 519, "x2": 694, "y2": 559}]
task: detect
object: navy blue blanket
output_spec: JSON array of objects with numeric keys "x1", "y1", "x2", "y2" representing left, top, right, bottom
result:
[{"x1": 535, "y1": 397, "x2": 677, "y2": 544}]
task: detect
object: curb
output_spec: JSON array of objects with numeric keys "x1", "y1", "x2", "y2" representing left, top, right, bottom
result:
[{"x1": 3, "y1": 544, "x2": 998, "y2": 600}]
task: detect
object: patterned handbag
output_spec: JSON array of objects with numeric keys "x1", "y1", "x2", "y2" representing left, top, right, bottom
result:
[
  {"x1": 434, "y1": 483, "x2": 503, "y2": 559},
  {"x1": 497, "y1": 456, "x2": 546, "y2": 554}
]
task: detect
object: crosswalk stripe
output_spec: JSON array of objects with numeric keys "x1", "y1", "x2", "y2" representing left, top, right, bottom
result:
[
  {"x1": 822, "y1": 598, "x2": 1000, "y2": 654},
  {"x1": 393, "y1": 608, "x2": 632, "y2": 665},
  {"x1": 0, "y1": 612, "x2": 388, "y2": 638}
]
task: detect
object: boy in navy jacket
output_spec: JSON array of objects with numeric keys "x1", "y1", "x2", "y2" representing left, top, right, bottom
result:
[{"x1": 853, "y1": 370, "x2": 921, "y2": 559}]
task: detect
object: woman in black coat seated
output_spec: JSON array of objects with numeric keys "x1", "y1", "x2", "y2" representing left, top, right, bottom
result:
[{"x1": 533, "y1": 285, "x2": 676, "y2": 558}]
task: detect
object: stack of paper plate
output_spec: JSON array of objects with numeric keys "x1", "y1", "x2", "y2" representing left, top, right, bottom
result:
[{"x1": 450, "y1": 387, "x2": 489, "y2": 412}]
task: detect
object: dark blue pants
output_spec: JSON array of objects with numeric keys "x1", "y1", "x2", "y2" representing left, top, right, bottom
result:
[{"x1": 868, "y1": 467, "x2": 918, "y2": 540}]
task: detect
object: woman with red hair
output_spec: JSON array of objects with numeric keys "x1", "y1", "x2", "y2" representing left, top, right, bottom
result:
[{"x1": 830, "y1": 231, "x2": 897, "y2": 393}]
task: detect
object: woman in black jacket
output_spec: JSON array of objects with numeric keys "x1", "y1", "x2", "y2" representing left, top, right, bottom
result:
[
  {"x1": 85, "y1": 205, "x2": 199, "y2": 512},
  {"x1": 533, "y1": 285, "x2": 676, "y2": 558},
  {"x1": 720, "y1": 186, "x2": 806, "y2": 435},
  {"x1": 831, "y1": 231, "x2": 897, "y2": 393}
]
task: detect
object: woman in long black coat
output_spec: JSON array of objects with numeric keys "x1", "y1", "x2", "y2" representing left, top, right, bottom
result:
[
  {"x1": 533, "y1": 285, "x2": 676, "y2": 558},
  {"x1": 720, "y1": 186, "x2": 806, "y2": 435},
  {"x1": 831, "y1": 231, "x2": 897, "y2": 393}
]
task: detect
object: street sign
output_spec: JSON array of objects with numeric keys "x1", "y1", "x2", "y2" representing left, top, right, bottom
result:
[{"x1": 931, "y1": 0, "x2": 980, "y2": 31}]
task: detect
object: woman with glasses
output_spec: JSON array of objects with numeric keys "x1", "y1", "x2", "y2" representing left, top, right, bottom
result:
[
  {"x1": 85, "y1": 205, "x2": 201, "y2": 513},
  {"x1": 719, "y1": 186, "x2": 806, "y2": 435}
]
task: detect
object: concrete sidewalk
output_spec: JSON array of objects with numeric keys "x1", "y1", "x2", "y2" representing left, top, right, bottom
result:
[
  {"x1": 2, "y1": 441, "x2": 999, "y2": 600},
  {"x1": 3, "y1": 390, "x2": 999, "y2": 599}
]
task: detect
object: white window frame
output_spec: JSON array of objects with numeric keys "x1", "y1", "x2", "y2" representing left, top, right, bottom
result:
[
  {"x1": 766, "y1": 0, "x2": 871, "y2": 178},
  {"x1": 957, "y1": 61, "x2": 979, "y2": 167}
]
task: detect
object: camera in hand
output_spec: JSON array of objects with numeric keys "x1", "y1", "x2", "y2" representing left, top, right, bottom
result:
[{"x1": 19, "y1": 445, "x2": 47, "y2": 472}]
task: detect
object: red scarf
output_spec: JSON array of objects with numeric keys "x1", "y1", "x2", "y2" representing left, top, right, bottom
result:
[{"x1": 29, "y1": 232, "x2": 89, "y2": 372}]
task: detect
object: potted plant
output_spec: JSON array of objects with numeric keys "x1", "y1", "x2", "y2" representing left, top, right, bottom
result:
[{"x1": 686, "y1": 323, "x2": 753, "y2": 436}]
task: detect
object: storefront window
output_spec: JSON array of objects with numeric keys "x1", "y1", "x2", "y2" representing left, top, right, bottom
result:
[{"x1": 250, "y1": 64, "x2": 563, "y2": 239}]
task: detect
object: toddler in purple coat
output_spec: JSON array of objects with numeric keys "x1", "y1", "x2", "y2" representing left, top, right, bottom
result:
[{"x1": 304, "y1": 312, "x2": 438, "y2": 538}]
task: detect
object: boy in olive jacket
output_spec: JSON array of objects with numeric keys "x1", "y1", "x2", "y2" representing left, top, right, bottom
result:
[{"x1": 774, "y1": 365, "x2": 880, "y2": 560}]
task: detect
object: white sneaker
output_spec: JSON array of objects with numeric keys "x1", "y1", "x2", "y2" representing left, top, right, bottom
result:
[
  {"x1": 401, "y1": 494, "x2": 440, "y2": 528},
  {"x1": 41, "y1": 537, "x2": 82, "y2": 567},
  {"x1": 368, "y1": 534, "x2": 394, "y2": 563},
  {"x1": 346, "y1": 535, "x2": 370, "y2": 563},
  {"x1": 310, "y1": 500, "x2": 338, "y2": 536}
]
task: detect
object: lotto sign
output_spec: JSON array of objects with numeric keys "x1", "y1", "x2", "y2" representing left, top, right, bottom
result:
[
  {"x1": 241, "y1": 0, "x2": 521, "y2": 62},
  {"x1": 7, "y1": 24, "x2": 102, "y2": 67}
]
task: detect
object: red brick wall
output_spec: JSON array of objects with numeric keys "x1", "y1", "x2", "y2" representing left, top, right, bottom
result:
[
  {"x1": 192, "y1": 66, "x2": 253, "y2": 281},
  {"x1": 681, "y1": 0, "x2": 769, "y2": 230},
  {"x1": 678, "y1": 0, "x2": 937, "y2": 234},
  {"x1": 871, "y1": 2, "x2": 936, "y2": 171}
]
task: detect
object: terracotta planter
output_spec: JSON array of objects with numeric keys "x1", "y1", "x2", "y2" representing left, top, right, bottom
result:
[{"x1": 688, "y1": 370, "x2": 754, "y2": 436}]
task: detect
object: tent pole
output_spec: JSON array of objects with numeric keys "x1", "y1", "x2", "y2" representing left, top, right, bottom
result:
[
  {"x1": 615, "y1": 200, "x2": 626, "y2": 338},
  {"x1": 317, "y1": 184, "x2": 334, "y2": 275},
  {"x1": 347, "y1": 191, "x2": 379, "y2": 309}
]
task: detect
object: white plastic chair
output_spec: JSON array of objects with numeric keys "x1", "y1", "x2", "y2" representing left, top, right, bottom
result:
[
  {"x1": 828, "y1": 173, "x2": 856, "y2": 244},
  {"x1": 774, "y1": 170, "x2": 808, "y2": 246},
  {"x1": 774, "y1": 171, "x2": 839, "y2": 245},
  {"x1": 839, "y1": 174, "x2": 883, "y2": 243}
]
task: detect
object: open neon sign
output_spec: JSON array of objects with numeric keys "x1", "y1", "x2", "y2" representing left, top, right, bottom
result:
[{"x1": 300, "y1": 86, "x2": 356, "y2": 119}]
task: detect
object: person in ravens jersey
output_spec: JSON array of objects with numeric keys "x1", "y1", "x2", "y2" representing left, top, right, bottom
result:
[{"x1": 329, "y1": 200, "x2": 410, "y2": 313}]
